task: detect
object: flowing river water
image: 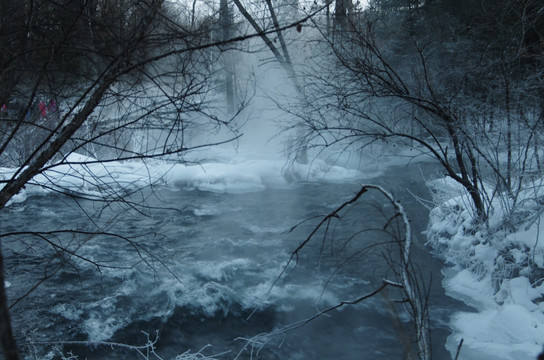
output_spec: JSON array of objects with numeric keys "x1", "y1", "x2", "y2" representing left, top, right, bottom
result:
[{"x1": 2, "y1": 161, "x2": 466, "y2": 359}]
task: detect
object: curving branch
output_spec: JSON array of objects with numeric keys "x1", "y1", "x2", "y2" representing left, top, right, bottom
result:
[{"x1": 262, "y1": 184, "x2": 430, "y2": 359}]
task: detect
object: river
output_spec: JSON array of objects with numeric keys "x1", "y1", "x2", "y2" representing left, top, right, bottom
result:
[{"x1": 2, "y1": 160, "x2": 464, "y2": 359}]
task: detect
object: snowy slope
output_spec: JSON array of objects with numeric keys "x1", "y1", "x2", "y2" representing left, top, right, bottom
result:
[{"x1": 427, "y1": 177, "x2": 544, "y2": 359}]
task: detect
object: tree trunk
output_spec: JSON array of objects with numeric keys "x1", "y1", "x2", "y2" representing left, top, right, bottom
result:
[
  {"x1": 335, "y1": 0, "x2": 348, "y2": 28},
  {"x1": 446, "y1": 121, "x2": 486, "y2": 220},
  {"x1": 0, "y1": 246, "x2": 19, "y2": 360},
  {"x1": 232, "y1": 0, "x2": 301, "y2": 93},
  {"x1": 0, "y1": 2, "x2": 165, "y2": 357},
  {"x1": 191, "y1": 0, "x2": 197, "y2": 28},
  {"x1": 220, "y1": 0, "x2": 234, "y2": 113},
  {"x1": 265, "y1": 0, "x2": 291, "y2": 65},
  {"x1": 505, "y1": 77, "x2": 512, "y2": 195}
]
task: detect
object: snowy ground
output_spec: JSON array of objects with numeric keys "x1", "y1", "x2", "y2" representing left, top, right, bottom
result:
[
  {"x1": 0, "y1": 152, "x2": 362, "y2": 204},
  {"x1": 0, "y1": 139, "x2": 424, "y2": 204},
  {"x1": 426, "y1": 177, "x2": 544, "y2": 360}
]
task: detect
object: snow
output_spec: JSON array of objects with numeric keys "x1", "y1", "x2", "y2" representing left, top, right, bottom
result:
[
  {"x1": 448, "y1": 305, "x2": 544, "y2": 360},
  {"x1": 444, "y1": 269, "x2": 496, "y2": 309},
  {"x1": 0, "y1": 149, "x2": 391, "y2": 202},
  {"x1": 427, "y1": 175, "x2": 544, "y2": 359}
]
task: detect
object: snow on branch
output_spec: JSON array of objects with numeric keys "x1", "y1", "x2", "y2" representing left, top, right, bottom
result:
[{"x1": 261, "y1": 184, "x2": 431, "y2": 359}]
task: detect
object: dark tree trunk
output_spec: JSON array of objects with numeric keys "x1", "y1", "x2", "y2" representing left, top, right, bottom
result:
[
  {"x1": 0, "y1": 2, "x2": 165, "y2": 358},
  {"x1": 335, "y1": 0, "x2": 347, "y2": 27},
  {"x1": 220, "y1": 0, "x2": 234, "y2": 113},
  {"x1": 0, "y1": 245, "x2": 19, "y2": 360}
]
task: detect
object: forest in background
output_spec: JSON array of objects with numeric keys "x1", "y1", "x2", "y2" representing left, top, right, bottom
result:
[{"x1": 1, "y1": 0, "x2": 544, "y2": 359}]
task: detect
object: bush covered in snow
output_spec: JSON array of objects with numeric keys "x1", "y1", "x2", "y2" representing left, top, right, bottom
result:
[{"x1": 426, "y1": 177, "x2": 544, "y2": 360}]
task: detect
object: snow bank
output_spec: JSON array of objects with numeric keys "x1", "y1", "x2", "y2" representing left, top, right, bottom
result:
[
  {"x1": 0, "y1": 153, "x2": 368, "y2": 204},
  {"x1": 168, "y1": 158, "x2": 365, "y2": 193},
  {"x1": 427, "y1": 177, "x2": 544, "y2": 360},
  {"x1": 447, "y1": 304, "x2": 544, "y2": 360}
]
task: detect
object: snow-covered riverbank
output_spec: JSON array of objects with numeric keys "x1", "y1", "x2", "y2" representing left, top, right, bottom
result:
[{"x1": 427, "y1": 177, "x2": 544, "y2": 359}]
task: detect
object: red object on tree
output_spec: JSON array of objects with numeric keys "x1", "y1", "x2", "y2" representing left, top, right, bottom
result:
[{"x1": 38, "y1": 101, "x2": 47, "y2": 117}]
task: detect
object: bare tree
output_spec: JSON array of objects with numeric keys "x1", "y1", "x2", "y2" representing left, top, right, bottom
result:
[
  {"x1": 220, "y1": 0, "x2": 236, "y2": 113},
  {"x1": 0, "y1": 1, "x2": 337, "y2": 357},
  {"x1": 230, "y1": 0, "x2": 325, "y2": 93},
  {"x1": 0, "y1": 0, "x2": 247, "y2": 358},
  {"x1": 283, "y1": 1, "x2": 544, "y2": 222},
  {"x1": 334, "y1": 0, "x2": 353, "y2": 28},
  {"x1": 0, "y1": 1, "x2": 166, "y2": 358}
]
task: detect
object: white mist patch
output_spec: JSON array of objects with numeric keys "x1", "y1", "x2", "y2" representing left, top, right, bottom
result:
[
  {"x1": 82, "y1": 296, "x2": 127, "y2": 342},
  {"x1": 251, "y1": 282, "x2": 340, "y2": 309},
  {"x1": 193, "y1": 258, "x2": 254, "y2": 282},
  {"x1": 51, "y1": 303, "x2": 84, "y2": 321},
  {"x1": 241, "y1": 223, "x2": 285, "y2": 235},
  {"x1": 84, "y1": 312, "x2": 125, "y2": 342},
  {"x1": 192, "y1": 204, "x2": 226, "y2": 217}
]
